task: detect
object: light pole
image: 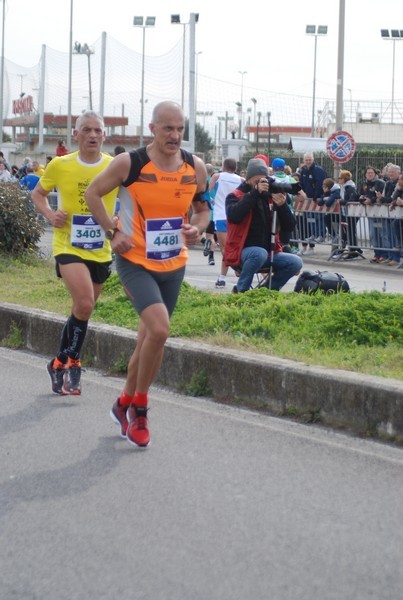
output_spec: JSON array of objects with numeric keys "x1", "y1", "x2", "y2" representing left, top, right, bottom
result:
[
  {"x1": 381, "y1": 29, "x2": 403, "y2": 123},
  {"x1": 238, "y1": 70, "x2": 247, "y2": 138},
  {"x1": 267, "y1": 112, "x2": 271, "y2": 160},
  {"x1": 251, "y1": 98, "x2": 257, "y2": 146},
  {"x1": 217, "y1": 115, "x2": 226, "y2": 143},
  {"x1": 134, "y1": 16, "x2": 156, "y2": 147},
  {"x1": 171, "y1": 14, "x2": 199, "y2": 109},
  {"x1": 17, "y1": 74, "x2": 26, "y2": 97},
  {"x1": 73, "y1": 42, "x2": 95, "y2": 110},
  {"x1": 306, "y1": 24, "x2": 328, "y2": 137},
  {"x1": 67, "y1": 0, "x2": 73, "y2": 149},
  {"x1": 195, "y1": 50, "x2": 202, "y2": 114},
  {"x1": 235, "y1": 101, "x2": 242, "y2": 138},
  {"x1": 256, "y1": 111, "x2": 261, "y2": 154},
  {"x1": 0, "y1": 0, "x2": 5, "y2": 144}
]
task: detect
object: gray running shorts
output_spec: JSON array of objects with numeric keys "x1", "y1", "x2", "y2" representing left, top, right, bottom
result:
[{"x1": 115, "y1": 254, "x2": 185, "y2": 316}]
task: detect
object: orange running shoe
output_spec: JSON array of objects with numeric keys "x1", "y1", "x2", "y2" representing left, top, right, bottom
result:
[
  {"x1": 47, "y1": 358, "x2": 66, "y2": 395},
  {"x1": 63, "y1": 358, "x2": 82, "y2": 395}
]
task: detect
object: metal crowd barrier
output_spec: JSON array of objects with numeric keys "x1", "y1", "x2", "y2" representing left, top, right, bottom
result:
[
  {"x1": 291, "y1": 198, "x2": 403, "y2": 260},
  {"x1": 48, "y1": 192, "x2": 58, "y2": 211}
]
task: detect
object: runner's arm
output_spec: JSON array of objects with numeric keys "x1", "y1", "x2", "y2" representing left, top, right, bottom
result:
[
  {"x1": 85, "y1": 153, "x2": 130, "y2": 232},
  {"x1": 85, "y1": 153, "x2": 134, "y2": 253},
  {"x1": 31, "y1": 183, "x2": 67, "y2": 228},
  {"x1": 182, "y1": 156, "x2": 210, "y2": 244}
]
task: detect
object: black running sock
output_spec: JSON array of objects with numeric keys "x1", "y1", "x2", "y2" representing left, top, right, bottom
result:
[
  {"x1": 60, "y1": 314, "x2": 88, "y2": 361},
  {"x1": 57, "y1": 321, "x2": 70, "y2": 364}
]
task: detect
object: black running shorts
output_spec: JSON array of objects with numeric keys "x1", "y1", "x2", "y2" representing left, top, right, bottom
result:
[
  {"x1": 206, "y1": 219, "x2": 215, "y2": 235},
  {"x1": 55, "y1": 254, "x2": 112, "y2": 284},
  {"x1": 115, "y1": 255, "x2": 185, "y2": 316}
]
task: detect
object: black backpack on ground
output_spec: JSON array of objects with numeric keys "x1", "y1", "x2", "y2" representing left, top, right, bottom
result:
[{"x1": 294, "y1": 270, "x2": 350, "y2": 294}]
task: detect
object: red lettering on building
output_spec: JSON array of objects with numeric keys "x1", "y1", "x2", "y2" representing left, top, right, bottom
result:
[{"x1": 12, "y1": 95, "x2": 34, "y2": 115}]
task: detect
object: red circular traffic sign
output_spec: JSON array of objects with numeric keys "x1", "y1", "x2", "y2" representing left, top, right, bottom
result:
[{"x1": 326, "y1": 131, "x2": 356, "y2": 163}]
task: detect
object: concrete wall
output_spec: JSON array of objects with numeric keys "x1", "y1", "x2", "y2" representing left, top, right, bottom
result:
[{"x1": 1, "y1": 302, "x2": 403, "y2": 443}]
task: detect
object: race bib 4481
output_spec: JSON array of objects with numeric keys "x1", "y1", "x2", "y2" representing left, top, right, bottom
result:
[{"x1": 146, "y1": 217, "x2": 183, "y2": 260}]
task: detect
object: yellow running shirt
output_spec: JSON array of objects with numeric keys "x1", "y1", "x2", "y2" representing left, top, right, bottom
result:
[
  {"x1": 39, "y1": 151, "x2": 118, "y2": 262},
  {"x1": 118, "y1": 149, "x2": 198, "y2": 272}
]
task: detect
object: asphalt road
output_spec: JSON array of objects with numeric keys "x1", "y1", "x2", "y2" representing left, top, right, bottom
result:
[{"x1": 2, "y1": 347, "x2": 403, "y2": 600}]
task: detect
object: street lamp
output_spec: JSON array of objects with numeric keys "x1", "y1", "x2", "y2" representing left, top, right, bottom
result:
[
  {"x1": 381, "y1": 29, "x2": 403, "y2": 123},
  {"x1": 196, "y1": 110, "x2": 213, "y2": 129},
  {"x1": 306, "y1": 24, "x2": 328, "y2": 137},
  {"x1": 171, "y1": 13, "x2": 199, "y2": 108},
  {"x1": 228, "y1": 120, "x2": 239, "y2": 140},
  {"x1": 134, "y1": 16, "x2": 156, "y2": 147},
  {"x1": 238, "y1": 70, "x2": 247, "y2": 138},
  {"x1": 73, "y1": 42, "x2": 95, "y2": 110}
]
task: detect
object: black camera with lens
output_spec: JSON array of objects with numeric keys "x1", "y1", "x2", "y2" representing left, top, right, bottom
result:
[{"x1": 266, "y1": 176, "x2": 302, "y2": 196}]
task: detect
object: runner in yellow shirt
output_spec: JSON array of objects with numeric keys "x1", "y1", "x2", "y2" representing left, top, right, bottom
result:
[{"x1": 32, "y1": 111, "x2": 118, "y2": 395}]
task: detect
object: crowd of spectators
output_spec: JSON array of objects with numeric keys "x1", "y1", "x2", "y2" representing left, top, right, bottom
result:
[
  {"x1": 207, "y1": 154, "x2": 403, "y2": 284},
  {"x1": 1, "y1": 143, "x2": 402, "y2": 271}
]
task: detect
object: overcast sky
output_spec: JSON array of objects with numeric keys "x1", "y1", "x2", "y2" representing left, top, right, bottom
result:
[{"x1": 3, "y1": 0, "x2": 402, "y2": 104}]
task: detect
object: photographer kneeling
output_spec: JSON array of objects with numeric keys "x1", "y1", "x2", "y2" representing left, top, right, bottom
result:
[{"x1": 224, "y1": 158, "x2": 303, "y2": 292}]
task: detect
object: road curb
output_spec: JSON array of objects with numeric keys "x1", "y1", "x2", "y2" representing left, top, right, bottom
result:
[{"x1": 1, "y1": 301, "x2": 403, "y2": 443}]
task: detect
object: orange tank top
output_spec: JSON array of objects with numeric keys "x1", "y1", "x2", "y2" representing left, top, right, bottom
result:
[{"x1": 118, "y1": 148, "x2": 198, "y2": 272}]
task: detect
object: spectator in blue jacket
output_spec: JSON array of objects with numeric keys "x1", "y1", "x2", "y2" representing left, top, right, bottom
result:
[{"x1": 20, "y1": 166, "x2": 40, "y2": 191}]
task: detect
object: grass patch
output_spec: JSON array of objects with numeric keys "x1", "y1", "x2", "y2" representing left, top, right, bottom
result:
[
  {"x1": 1, "y1": 253, "x2": 403, "y2": 380},
  {"x1": 1, "y1": 321, "x2": 24, "y2": 349},
  {"x1": 107, "y1": 352, "x2": 129, "y2": 375},
  {"x1": 185, "y1": 369, "x2": 212, "y2": 397}
]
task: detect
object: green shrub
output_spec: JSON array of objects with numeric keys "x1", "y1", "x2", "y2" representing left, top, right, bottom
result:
[
  {"x1": 185, "y1": 369, "x2": 212, "y2": 397},
  {"x1": 0, "y1": 184, "x2": 44, "y2": 255},
  {"x1": 1, "y1": 321, "x2": 24, "y2": 349}
]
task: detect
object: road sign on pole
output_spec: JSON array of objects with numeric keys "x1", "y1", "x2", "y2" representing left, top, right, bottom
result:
[{"x1": 326, "y1": 130, "x2": 356, "y2": 163}]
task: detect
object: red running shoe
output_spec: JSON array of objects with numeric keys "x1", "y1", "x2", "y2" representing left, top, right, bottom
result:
[
  {"x1": 127, "y1": 404, "x2": 150, "y2": 448},
  {"x1": 110, "y1": 398, "x2": 129, "y2": 438}
]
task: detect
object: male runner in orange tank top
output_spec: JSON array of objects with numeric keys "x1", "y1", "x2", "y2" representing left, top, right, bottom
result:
[{"x1": 85, "y1": 101, "x2": 209, "y2": 448}]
